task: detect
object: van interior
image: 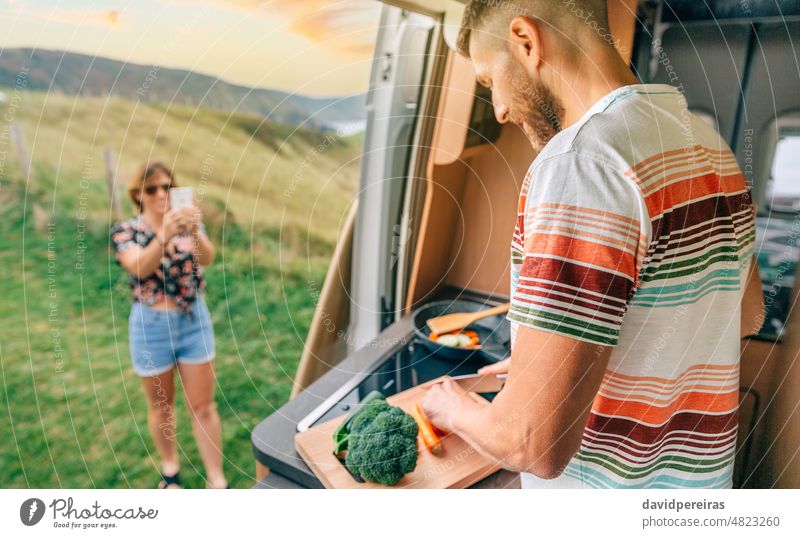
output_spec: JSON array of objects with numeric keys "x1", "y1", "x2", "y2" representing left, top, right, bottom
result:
[{"x1": 253, "y1": 0, "x2": 800, "y2": 489}]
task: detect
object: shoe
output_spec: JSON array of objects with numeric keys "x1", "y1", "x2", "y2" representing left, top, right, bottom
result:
[{"x1": 157, "y1": 471, "x2": 182, "y2": 489}]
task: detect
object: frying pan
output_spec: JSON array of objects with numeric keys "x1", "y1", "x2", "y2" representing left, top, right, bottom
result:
[{"x1": 412, "y1": 299, "x2": 511, "y2": 363}]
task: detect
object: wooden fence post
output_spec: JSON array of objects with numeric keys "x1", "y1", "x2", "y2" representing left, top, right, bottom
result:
[
  {"x1": 103, "y1": 148, "x2": 121, "y2": 219},
  {"x1": 9, "y1": 122, "x2": 47, "y2": 233},
  {"x1": 10, "y1": 123, "x2": 31, "y2": 185}
]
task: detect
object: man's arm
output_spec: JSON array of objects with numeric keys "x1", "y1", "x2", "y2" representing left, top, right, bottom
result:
[{"x1": 423, "y1": 326, "x2": 610, "y2": 479}]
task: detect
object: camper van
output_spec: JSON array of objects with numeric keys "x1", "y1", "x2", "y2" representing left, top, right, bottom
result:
[{"x1": 252, "y1": 0, "x2": 800, "y2": 489}]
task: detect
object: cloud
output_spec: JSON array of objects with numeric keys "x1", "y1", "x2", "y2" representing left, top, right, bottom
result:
[
  {"x1": 104, "y1": 9, "x2": 122, "y2": 27},
  {"x1": 215, "y1": 0, "x2": 380, "y2": 56}
]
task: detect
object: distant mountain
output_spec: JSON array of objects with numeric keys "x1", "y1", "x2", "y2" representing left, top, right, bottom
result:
[{"x1": 0, "y1": 48, "x2": 366, "y2": 131}]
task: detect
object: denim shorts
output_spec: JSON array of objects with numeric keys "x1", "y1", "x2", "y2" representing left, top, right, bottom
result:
[{"x1": 128, "y1": 296, "x2": 216, "y2": 377}]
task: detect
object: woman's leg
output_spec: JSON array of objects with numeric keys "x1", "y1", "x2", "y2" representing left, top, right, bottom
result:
[
  {"x1": 177, "y1": 360, "x2": 227, "y2": 488},
  {"x1": 140, "y1": 369, "x2": 180, "y2": 482}
]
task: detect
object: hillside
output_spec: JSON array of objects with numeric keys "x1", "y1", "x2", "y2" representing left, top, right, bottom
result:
[
  {"x1": 0, "y1": 88, "x2": 362, "y2": 245},
  {"x1": 0, "y1": 48, "x2": 367, "y2": 131}
]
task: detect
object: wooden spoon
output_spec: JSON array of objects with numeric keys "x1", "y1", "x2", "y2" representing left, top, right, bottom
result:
[{"x1": 426, "y1": 303, "x2": 510, "y2": 336}]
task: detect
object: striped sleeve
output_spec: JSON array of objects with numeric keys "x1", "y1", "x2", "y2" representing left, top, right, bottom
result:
[{"x1": 509, "y1": 152, "x2": 650, "y2": 346}]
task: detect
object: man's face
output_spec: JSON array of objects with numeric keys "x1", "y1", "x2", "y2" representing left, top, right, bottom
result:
[{"x1": 471, "y1": 40, "x2": 565, "y2": 151}]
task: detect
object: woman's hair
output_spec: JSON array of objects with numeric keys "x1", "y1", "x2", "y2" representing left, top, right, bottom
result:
[{"x1": 127, "y1": 161, "x2": 177, "y2": 212}]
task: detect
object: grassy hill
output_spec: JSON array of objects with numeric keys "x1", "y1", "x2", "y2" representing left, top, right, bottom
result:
[{"x1": 0, "y1": 89, "x2": 362, "y2": 488}]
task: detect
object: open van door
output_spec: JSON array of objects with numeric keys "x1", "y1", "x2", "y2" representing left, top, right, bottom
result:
[
  {"x1": 347, "y1": 6, "x2": 438, "y2": 351},
  {"x1": 292, "y1": 3, "x2": 440, "y2": 395}
]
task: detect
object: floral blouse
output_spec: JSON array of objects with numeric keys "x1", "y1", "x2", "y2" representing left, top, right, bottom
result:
[{"x1": 111, "y1": 216, "x2": 207, "y2": 315}]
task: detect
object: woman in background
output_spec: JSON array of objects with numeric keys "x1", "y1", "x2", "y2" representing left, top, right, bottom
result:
[{"x1": 111, "y1": 162, "x2": 227, "y2": 489}]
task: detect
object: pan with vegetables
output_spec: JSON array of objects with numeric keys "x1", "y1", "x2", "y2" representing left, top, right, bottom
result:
[{"x1": 412, "y1": 300, "x2": 510, "y2": 363}]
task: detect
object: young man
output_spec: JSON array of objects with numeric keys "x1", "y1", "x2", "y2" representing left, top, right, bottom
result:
[{"x1": 421, "y1": 0, "x2": 764, "y2": 488}]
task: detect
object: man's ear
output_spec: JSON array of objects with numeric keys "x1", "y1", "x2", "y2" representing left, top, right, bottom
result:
[{"x1": 507, "y1": 16, "x2": 543, "y2": 68}]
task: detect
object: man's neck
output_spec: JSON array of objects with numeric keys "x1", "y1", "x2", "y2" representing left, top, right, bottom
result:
[{"x1": 557, "y1": 49, "x2": 641, "y2": 129}]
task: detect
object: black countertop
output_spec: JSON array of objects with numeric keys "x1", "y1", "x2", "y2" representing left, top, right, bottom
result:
[{"x1": 250, "y1": 287, "x2": 516, "y2": 489}]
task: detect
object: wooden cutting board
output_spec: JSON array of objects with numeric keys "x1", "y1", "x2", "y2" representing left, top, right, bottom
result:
[{"x1": 295, "y1": 379, "x2": 500, "y2": 488}]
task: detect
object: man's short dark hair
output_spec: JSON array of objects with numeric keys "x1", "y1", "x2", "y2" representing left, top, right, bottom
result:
[
  {"x1": 457, "y1": 0, "x2": 611, "y2": 58},
  {"x1": 456, "y1": 0, "x2": 489, "y2": 57}
]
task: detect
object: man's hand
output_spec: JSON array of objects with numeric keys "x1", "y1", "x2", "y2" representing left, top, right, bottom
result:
[
  {"x1": 420, "y1": 378, "x2": 485, "y2": 433},
  {"x1": 477, "y1": 358, "x2": 510, "y2": 376},
  {"x1": 422, "y1": 326, "x2": 611, "y2": 478}
]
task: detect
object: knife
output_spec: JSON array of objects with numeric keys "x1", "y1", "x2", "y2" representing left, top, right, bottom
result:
[{"x1": 449, "y1": 373, "x2": 507, "y2": 393}]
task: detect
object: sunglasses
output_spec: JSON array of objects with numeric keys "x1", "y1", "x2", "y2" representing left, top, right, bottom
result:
[{"x1": 143, "y1": 183, "x2": 171, "y2": 195}]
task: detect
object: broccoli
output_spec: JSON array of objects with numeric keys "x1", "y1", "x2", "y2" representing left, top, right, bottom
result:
[
  {"x1": 348, "y1": 399, "x2": 391, "y2": 435},
  {"x1": 330, "y1": 391, "x2": 419, "y2": 486},
  {"x1": 332, "y1": 391, "x2": 388, "y2": 455},
  {"x1": 345, "y1": 406, "x2": 419, "y2": 486}
]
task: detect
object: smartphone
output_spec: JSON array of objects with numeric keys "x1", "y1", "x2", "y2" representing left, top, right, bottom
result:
[{"x1": 170, "y1": 187, "x2": 194, "y2": 209}]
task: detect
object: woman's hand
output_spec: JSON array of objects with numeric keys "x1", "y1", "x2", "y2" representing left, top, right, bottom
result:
[
  {"x1": 169, "y1": 206, "x2": 201, "y2": 235},
  {"x1": 162, "y1": 208, "x2": 192, "y2": 240}
]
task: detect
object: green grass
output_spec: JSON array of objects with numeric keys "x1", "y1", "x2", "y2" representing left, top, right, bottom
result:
[{"x1": 0, "y1": 90, "x2": 361, "y2": 488}]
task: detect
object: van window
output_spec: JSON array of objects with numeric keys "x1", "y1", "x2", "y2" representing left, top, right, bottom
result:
[{"x1": 767, "y1": 132, "x2": 800, "y2": 212}]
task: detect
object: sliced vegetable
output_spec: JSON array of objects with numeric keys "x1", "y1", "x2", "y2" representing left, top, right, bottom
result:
[
  {"x1": 465, "y1": 330, "x2": 480, "y2": 345},
  {"x1": 436, "y1": 334, "x2": 460, "y2": 347},
  {"x1": 332, "y1": 390, "x2": 386, "y2": 456},
  {"x1": 411, "y1": 403, "x2": 443, "y2": 455},
  {"x1": 428, "y1": 329, "x2": 481, "y2": 349},
  {"x1": 455, "y1": 333, "x2": 472, "y2": 347}
]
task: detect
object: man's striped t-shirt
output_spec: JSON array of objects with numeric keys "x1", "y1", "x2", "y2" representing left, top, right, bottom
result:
[{"x1": 509, "y1": 84, "x2": 755, "y2": 489}]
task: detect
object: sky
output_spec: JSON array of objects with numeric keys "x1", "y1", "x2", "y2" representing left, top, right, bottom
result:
[{"x1": 0, "y1": 0, "x2": 383, "y2": 96}]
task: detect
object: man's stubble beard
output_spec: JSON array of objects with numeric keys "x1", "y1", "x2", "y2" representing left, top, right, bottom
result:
[{"x1": 509, "y1": 65, "x2": 566, "y2": 151}]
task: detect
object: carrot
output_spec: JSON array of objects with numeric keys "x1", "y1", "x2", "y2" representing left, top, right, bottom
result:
[
  {"x1": 412, "y1": 403, "x2": 443, "y2": 455},
  {"x1": 462, "y1": 330, "x2": 480, "y2": 346},
  {"x1": 432, "y1": 424, "x2": 449, "y2": 437}
]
